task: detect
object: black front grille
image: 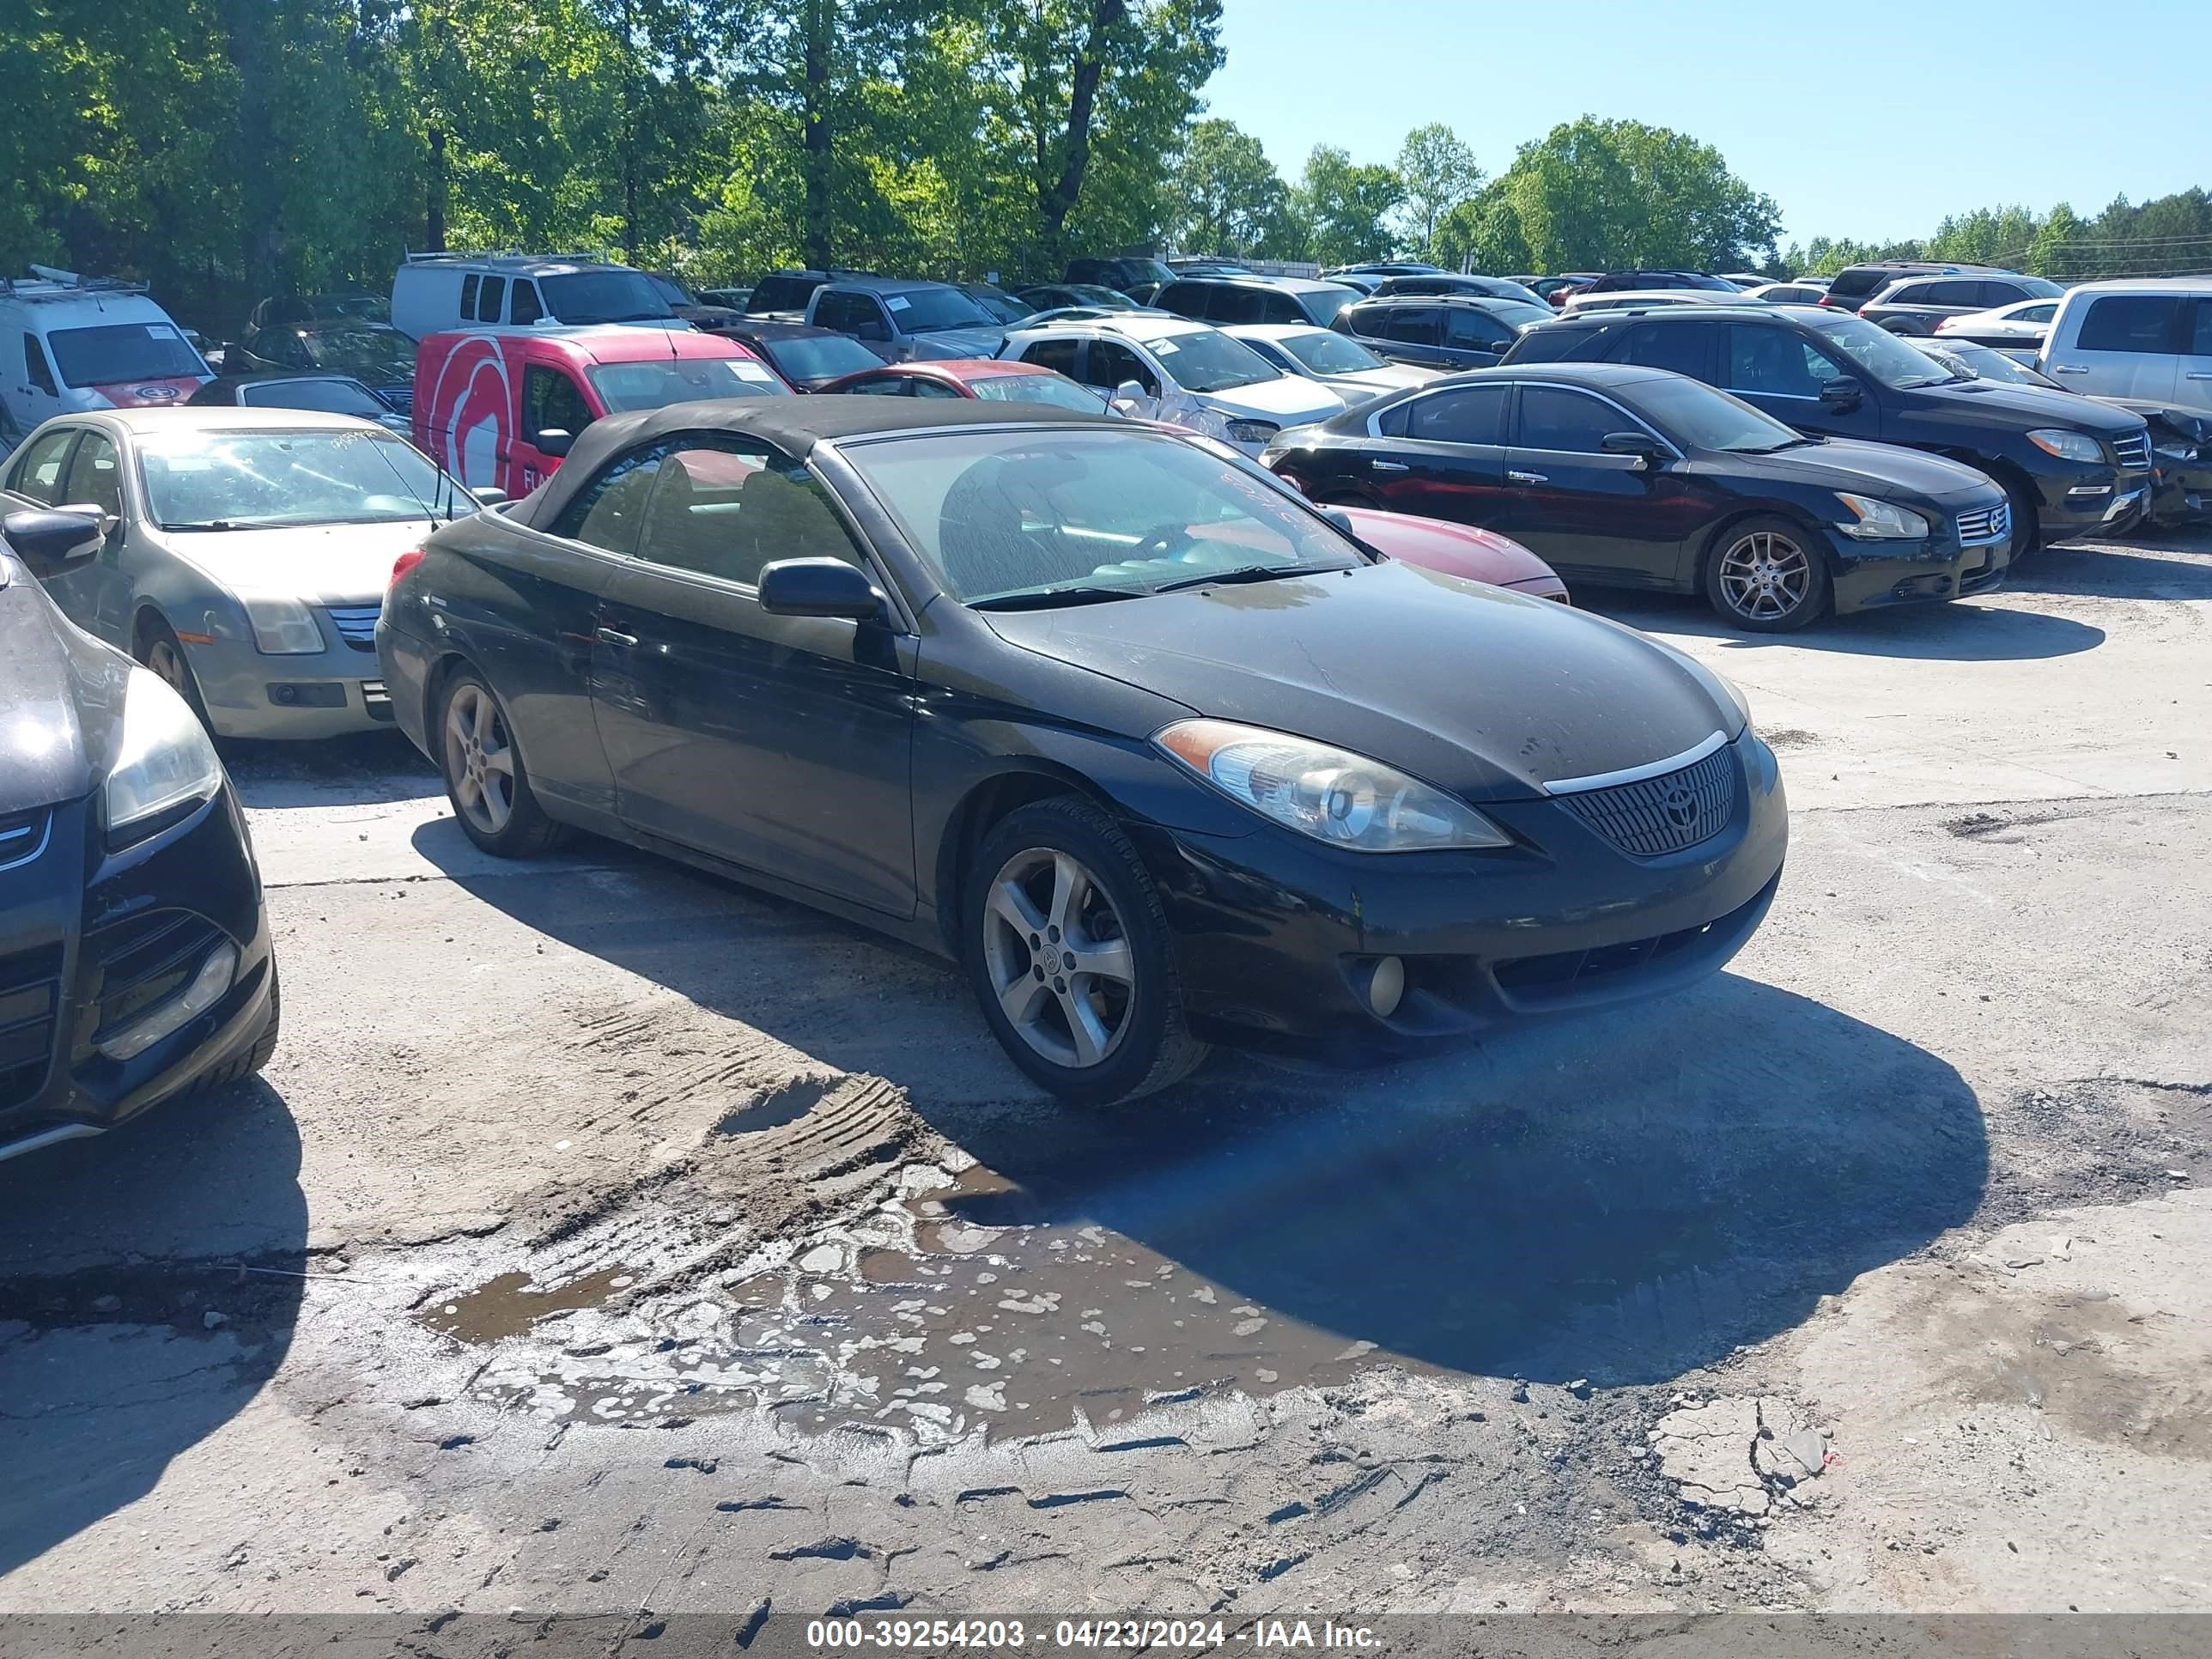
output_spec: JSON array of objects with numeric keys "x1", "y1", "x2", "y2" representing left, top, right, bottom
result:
[
  {"x1": 1554, "y1": 742, "x2": 1736, "y2": 859},
  {"x1": 82, "y1": 909, "x2": 224, "y2": 1055},
  {"x1": 2113, "y1": 432, "x2": 2151, "y2": 471},
  {"x1": 326, "y1": 603, "x2": 380, "y2": 650},
  {"x1": 0, "y1": 944, "x2": 63, "y2": 1112},
  {"x1": 0, "y1": 806, "x2": 49, "y2": 871},
  {"x1": 1493, "y1": 904, "x2": 1738, "y2": 994},
  {"x1": 1956, "y1": 501, "x2": 2009, "y2": 547}
]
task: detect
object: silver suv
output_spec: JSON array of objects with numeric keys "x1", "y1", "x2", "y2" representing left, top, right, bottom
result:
[{"x1": 1859, "y1": 272, "x2": 2063, "y2": 336}]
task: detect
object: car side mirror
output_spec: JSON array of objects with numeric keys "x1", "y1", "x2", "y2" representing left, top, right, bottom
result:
[
  {"x1": 757, "y1": 557, "x2": 886, "y2": 622},
  {"x1": 1600, "y1": 431, "x2": 1663, "y2": 468},
  {"x1": 532, "y1": 428, "x2": 574, "y2": 458},
  {"x1": 1819, "y1": 377, "x2": 1863, "y2": 411},
  {"x1": 3, "y1": 507, "x2": 107, "y2": 576},
  {"x1": 471, "y1": 486, "x2": 508, "y2": 507},
  {"x1": 1110, "y1": 379, "x2": 1148, "y2": 414}
]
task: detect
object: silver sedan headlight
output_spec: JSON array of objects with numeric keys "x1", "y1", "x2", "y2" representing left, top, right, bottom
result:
[
  {"x1": 106, "y1": 666, "x2": 225, "y2": 847},
  {"x1": 244, "y1": 596, "x2": 325, "y2": 654},
  {"x1": 1157, "y1": 719, "x2": 1510, "y2": 852}
]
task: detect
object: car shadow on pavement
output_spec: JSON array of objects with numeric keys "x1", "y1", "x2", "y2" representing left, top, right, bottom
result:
[
  {"x1": 416, "y1": 820, "x2": 1985, "y2": 1391},
  {"x1": 2003, "y1": 544, "x2": 2212, "y2": 602},
  {"x1": 222, "y1": 728, "x2": 438, "y2": 810},
  {"x1": 0, "y1": 1079, "x2": 307, "y2": 1581},
  {"x1": 1589, "y1": 590, "x2": 2104, "y2": 659}
]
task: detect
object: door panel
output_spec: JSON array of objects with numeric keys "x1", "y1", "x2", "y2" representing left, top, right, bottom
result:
[
  {"x1": 2068, "y1": 295, "x2": 2185, "y2": 400},
  {"x1": 2180, "y1": 300, "x2": 2212, "y2": 413},
  {"x1": 1723, "y1": 325, "x2": 1883, "y2": 441},
  {"x1": 1358, "y1": 385, "x2": 1510, "y2": 524},
  {"x1": 592, "y1": 441, "x2": 917, "y2": 917},
  {"x1": 1494, "y1": 385, "x2": 1710, "y2": 586}
]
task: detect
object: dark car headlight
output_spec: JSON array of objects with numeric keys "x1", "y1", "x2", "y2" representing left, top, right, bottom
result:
[{"x1": 106, "y1": 666, "x2": 225, "y2": 848}]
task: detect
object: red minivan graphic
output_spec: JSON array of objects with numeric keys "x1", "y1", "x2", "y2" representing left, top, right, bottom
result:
[{"x1": 413, "y1": 325, "x2": 790, "y2": 500}]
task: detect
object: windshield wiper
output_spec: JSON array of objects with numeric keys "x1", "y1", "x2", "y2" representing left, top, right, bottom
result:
[
  {"x1": 161, "y1": 520, "x2": 245, "y2": 532},
  {"x1": 968, "y1": 586, "x2": 1141, "y2": 612},
  {"x1": 1150, "y1": 563, "x2": 1315, "y2": 594}
]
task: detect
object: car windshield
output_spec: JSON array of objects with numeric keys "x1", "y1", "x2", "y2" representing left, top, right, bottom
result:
[
  {"x1": 1927, "y1": 343, "x2": 2058, "y2": 389},
  {"x1": 969, "y1": 374, "x2": 1109, "y2": 413},
  {"x1": 1277, "y1": 331, "x2": 1387, "y2": 374},
  {"x1": 647, "y1": 273, "x2": 694, "y2": 306},
  {"x1": 586, "y1": 356, "x2": 789, "y2": 410},
  {"x1": 1150, "y1": 328, "x2": 1275, "y2": 392},
  {"x1": 1631, "y1": 375, "x2": 1809, "y2": 453},
  {"x1": 762, "y1": 333, "x2": 884, "y2": 382},
  {"x1": 138, "y1": 428, "x2": 462, "y2": 528},
  {"x1": 2019, "y1": 277, "x2": 2065, "y2": 300},
  {"x1": 303, "y1": 328, "x2": 413, "y2": 377},
  {"x1": 967, "y1": 289, "x2": 1036, "y2": 323},
  {"x1": 47, "y1": 322, "x2": 206, "y2": 388},
  {"x1": 311, "y1": 295, "x2": 390, "y2": 323},
  {"x1": 1487, "y1": 301, "x2": 1553, "y2": 329},
  {"x1": 538, "y1": 270, "x2": 677, "y2": 325},
  {"x1": 846, "y1": 427, "x2": 1362, "y2": 606},
  {"x1": 887, "y1": 287, "x2": 996, "y2": 331},
  {"x1": 1805, "y1": 313, "x2": 1962, "y2": 389},
  {"x1": 239, "y1": 378, "x2": 389, "y2": 417},
  {"x1": 1297, "y1": 284, "x2": 1362, "y2": 324},
  {"x1": 1073, "y1": 286, "x2": 1136, "y2": 308}
]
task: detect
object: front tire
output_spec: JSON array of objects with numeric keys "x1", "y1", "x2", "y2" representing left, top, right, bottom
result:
[
  {"x1": 963, "y1": 798, "x2": 1207, "y2": 1106},
  {"x1": 136, "y1": 615, "x2": 213, "y2": 729},
  {"x1": 436, "y1": 668, "x2": 566, "y2": 857},
  {"x1": 1705, "y1": 517, "x2": 1832, "y2": 632},
  {"x1": 2001, "y1": 476, "x2": 2044, "y2": 560}
]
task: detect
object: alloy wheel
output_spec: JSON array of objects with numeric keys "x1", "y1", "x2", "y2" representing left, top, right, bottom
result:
[
  {"x1": 444, "y1": 683, "x2": 516, "y2": 835},
  {"x1": 1717, "y1": 529, "x2": 1812, "y2": 623},
  {"x1": 145, "y1": 638, "x2": 192, "y2": 698},
  {"x1": 981, "y1": 848, "x2": 1136, "y2": 1070}
]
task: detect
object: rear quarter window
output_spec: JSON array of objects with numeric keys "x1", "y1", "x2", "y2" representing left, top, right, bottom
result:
[{"x1": 2075, "y1": 295, "x2": 2184, "y2": 354}]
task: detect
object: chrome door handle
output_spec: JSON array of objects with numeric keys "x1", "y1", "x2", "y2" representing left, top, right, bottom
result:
[
  {"x1": 1370, "y1": 459, "x2": 1409, "y2": 473},
  {"x1": 1507, "y1": 469, "x2": 1548, "y2": 484},
  {"x1": 595, "y1": 626, "x2": 639, "y2": 647},
  {"x1": 2051, "y1": 365, "x2": 2088, "y2": 374},
  {"x1": 2187, "y1": 371, "x2": 2212, "y2": 380}
]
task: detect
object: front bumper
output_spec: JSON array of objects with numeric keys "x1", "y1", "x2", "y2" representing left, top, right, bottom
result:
[
  {"x1": 2150, "y1": 456, "x2": 2212, "y2": 526},
  {"x1": 1821, "y1": 519, "x2": 2012, "y2": 613},
  {"x1": 186, "y1": 632, "x2": 395, "y2": 739},
  {"x1": 0, "y1": 786, "x2": 274, "y2": 1162},
  {"x1": 2032, "y1": 462, "x2": 2153, "y2": 539},
  {"x1": 1128, "y1": 731, "x2": 1787, "y2": 1059}
]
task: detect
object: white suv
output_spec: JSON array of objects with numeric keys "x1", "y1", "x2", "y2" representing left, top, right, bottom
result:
[
  {"x1": 1, "y1": 269, "x2": 211, "y2": 441},
  {"x1": 2039, "y1": 278, "x2": 2212, "y2": 411}
]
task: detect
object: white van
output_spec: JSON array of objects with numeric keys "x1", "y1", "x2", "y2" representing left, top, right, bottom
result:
[
  {"x1": 389, "y1": 253, "x2": 690, "y2": 341},
  {"x1": 2040, "y1": 277, "x2": 2212, "y2": 410},
  {"x1": 0, "y1": 269, "x2": 212, "y2": 441}
]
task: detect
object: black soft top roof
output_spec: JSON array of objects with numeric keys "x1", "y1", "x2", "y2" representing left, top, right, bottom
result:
[{"x1": 523, "y1": 397, "x2": 1121, "y2": 531}]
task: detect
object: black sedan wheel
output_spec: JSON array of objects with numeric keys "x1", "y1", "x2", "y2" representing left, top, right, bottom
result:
[
  {"x1": 1705, "y1": 518, "x2": 1831, "y2": 632},
  {"x1": 437, "y1": 669, "x2": 566, "y2": 857},
  {"x1": 966, "y1": 799, "x2": 1206, "y2": 1105}
]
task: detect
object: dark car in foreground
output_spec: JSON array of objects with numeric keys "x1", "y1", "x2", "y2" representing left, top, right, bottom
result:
[
  {"x1": 1504, "y1": 306, "x2": 2154, "y2": 554},
  {"x1": 1261, "y1": 362, "x2": 2013, "y2": 630},
  {"x1": 379, "y1": 400, "x2": 1784, "y2": 1102},
  {"x1": 0, "y1": 509, "x2": 278, "y2": 1163}
]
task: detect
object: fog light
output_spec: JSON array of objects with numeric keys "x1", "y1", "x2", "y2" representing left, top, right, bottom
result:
[
  {"x1": 96, "y1": 942, "x2": 239, "y2": 1060},
  {"x1": 1366, "y1": 955, "x2": 1405, "y2": 1019}
]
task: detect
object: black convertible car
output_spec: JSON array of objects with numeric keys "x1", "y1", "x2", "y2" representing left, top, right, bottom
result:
[{"x1": 378, "y1": 400, "x2": 1787, "y2": 1103}]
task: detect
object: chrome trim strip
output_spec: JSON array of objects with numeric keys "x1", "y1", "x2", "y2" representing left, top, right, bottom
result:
[
  {"x1": 0, "y1": 1121, "x2": 104, "y2": 1165},
  {"x1": 0, "y1": 815, "x2": 53, "y2": 873},
  {"x1": 1541, "y1": 730, "x2": 1730, "y2": 797}
]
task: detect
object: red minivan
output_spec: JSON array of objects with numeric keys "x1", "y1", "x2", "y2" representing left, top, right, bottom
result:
[{"x1": 412, "y1": 325, "x2": 789, "y2": 499}]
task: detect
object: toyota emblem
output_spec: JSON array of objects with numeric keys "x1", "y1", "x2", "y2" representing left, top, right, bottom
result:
[
  {"x1": 137, "y1": 386, "x2": 177, "y2": 401},
  {"x1": 1662, "y1": 786, "x2": 1698, "y2": 829}
]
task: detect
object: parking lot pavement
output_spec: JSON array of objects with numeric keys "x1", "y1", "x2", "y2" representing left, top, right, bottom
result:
[{"x1": 1, "y1": 528, "x2": 2207, "y2": 1620}]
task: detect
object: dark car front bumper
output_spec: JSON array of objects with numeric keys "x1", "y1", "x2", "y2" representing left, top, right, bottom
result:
[
  {"x1": 2031, "y1": 459, "x2": 2153, "y2": 539},
  {"x1": 2150, "y1": 454, "x2": 2212, "y2": 526},
  {"x1": 0, "y1": 786, "x2": 274, "y2": 1163},
  {"x1": 1820, "y1": 517, "x2": 2012, "y2": 613},
  {"x1": 1128, "y1": 731, "x2": 1787, "y2": 1060}
]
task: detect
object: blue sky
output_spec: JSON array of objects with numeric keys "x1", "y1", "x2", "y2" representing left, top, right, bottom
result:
[{"x1": 1199, "y1": 0, "x2": 2212, "y2": 248}]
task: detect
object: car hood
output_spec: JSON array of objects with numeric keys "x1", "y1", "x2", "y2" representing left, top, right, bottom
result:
[
  {"x1": 1198, "y1": 376, "x2": 1346, "y2": 427},
  {"x1": 1338, "y1": 507, "x2": 1558, "y2": 586},
  {"x1": 1917, "y1": 377, "x2": 2148, "y2": 438},
  {"x1": 1324, "y1": 364, "x2": 1436, "y2": 398},
  {"x1": 151, "y1": 518, "x2": 439, "y2": 605},
  {"x1": 983, "y1": 560, "x2": 1736, "y2": 803},
  {"x1": 0, "y1": 567, "x2": 129, "y2": 811},
  {"x1": 1721, "y1": 437, "x2": 2002, "y2": 504},
  {"x1": 905, "y1": 326, "x2": 1009, "y2": 360}
]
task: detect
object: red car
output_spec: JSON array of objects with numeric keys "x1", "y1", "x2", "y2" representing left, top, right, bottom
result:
[
  {"x1": 816, "y1": 357, "x2": 1111, "y2": 412},
  {"x1": 1335, "y1": 506, "x2": 1570, "y2": 603}
]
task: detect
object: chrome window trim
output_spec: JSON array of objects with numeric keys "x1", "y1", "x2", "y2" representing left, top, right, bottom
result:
[
  {"x1": 1541, "y1": 730, "x2": 1729, "y2": 797},
  {"x1": 1512, "y1": 380, "x2": 1685, "y2": 460}
]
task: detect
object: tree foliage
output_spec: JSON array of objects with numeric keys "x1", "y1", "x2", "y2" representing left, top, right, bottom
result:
[
  {"x1": 1294, "y1": 146, "x2": 1402, "y2": 267},
  {"x1": 1393, "y1": 123, "x2": 1481, "y2": 263},
  {"x1": 1784, "y1": 188, "x2": 2212, "y2": 281}
]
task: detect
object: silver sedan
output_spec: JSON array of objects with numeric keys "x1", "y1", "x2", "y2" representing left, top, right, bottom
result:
[{"x1": 0, "y1": 407, "x2": 480, "y2": 738}]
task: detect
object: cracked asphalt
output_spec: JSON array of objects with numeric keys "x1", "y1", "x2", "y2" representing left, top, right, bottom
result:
[{"x1": 1, "y1": 526, "x2": 2208, "y2": 1632}]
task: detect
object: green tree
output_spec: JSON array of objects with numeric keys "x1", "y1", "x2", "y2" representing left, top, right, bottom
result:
[
  {"x1": 1394, "y1": 122, "x2": 1480, "y2": 262},
  {"x1": 1168, "y1": 118, "x2": 1294, "y2": 258},
  {"x1": 1296, "y1": 145, "x2": 1401, "y2": 266},
  {"x1": 2029, "y1": 203, "x2": 2088, "y2": 279}
]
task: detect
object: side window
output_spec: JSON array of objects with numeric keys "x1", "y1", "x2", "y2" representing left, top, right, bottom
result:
[
  {"x1": 637, "y1": 441, "x2": 864, "y2": 588},
  {"x1": 1373, "y1": 398, "x2": 1411, "y2": 437},
  {"x1": 61, "y1": 432, "x2": 124, "y2": 516},
  {"x1": 2021, "y1": 302, "x2": 2057, "y2": 325},
  {"x1": 2077, "y1": 295, "x2": 2183, "y2": 354},
  {"x1": 1611, "y1": 321, "x2": 1717, "y2": 377},
  {"x1": 910, "y1": 379, "x2": 964, "y2": 399},
  {"x1": 1261, "y1": 293, "x2": 1306, "y2": 325},
  {"x1": 1385, "y1": 308, "x2": 1443, "y2": 346},
  {"x1": 1406, "y1": 385, "x2": 1507, "y2": 445},
  {"x1": 524, "y1": 366, "x2": 595, "y2": 439},
  {"x1": 9, "y1": 429, "x2": 78, "y2": 503},
  {"x1": 845, "y1": 375, "x2": 911, "y2": 396},
  {"x1": 1342, "y1": 306, "x2": 1384, "y2": 338},
  {"x1": 1443, "y1": 308, "x2": 1510, "y2": 350},
  {"x1": 1924, "y1": 280, "x2": 1980, "y2": 307},
  {"x1": 459, "y1": 275, "x2": 479, "y2": 319},
  {"x1": 510, "y1": 282, "x2": 544, "y2": 325},
  {"x1": 1157, "y1": 283, "x2": 1204, "y2": 319},
  {"x1": 1088, "y1": 339, "x2": 1158, "y2": 396},
  {"x1": 1726, "y1": 326, "x2": 1843, "y2": 398},
  {"x1": 2188, "y1": 300, "x2": 2212, "y2": 358},
  {"x1": 1212, "y1": 288, "x2": 1264, "y2": 325},
  {"x1": 477, "y1": 276, "x2": 507, "y2": 322},
  {"x1": 1516, "y1": 386, "x2": 1623, "y2": 454},
  {"x1": 553, "y1": 441, "x2": 670, "y2": 555},
  {"x1": 1978, "y1": 281, "x2": 2025, "y2": 308},
  {"x1": 22, "y1": 332, "x2": 58, "y2": 396},
  {"x1": 1018, "y1": 337, "x2": 1083, "y2": 380}
]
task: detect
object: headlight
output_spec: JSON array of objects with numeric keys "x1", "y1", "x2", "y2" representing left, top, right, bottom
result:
[
  {"x1": 244, "y1": 596, "x2": 325, "y2": 654},
  {"x1": 1223, "y1": 417, "x2": 1279, "y2": 446},
  {"x1": 2027, "y1": 428, "x2": 2103, "y2": 463},
  {"x1": 1833, "y1": 492, "x2": 1930, "y2": 539},
  {"x1": 106, "y1": 666, "x2": 225, "y2": 847},
  {"x1": 1156, "y1": 719, "x2": 1510, "y2": 852}
]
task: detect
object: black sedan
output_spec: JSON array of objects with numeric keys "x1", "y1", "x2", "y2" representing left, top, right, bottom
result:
[
  {"x1": 380, "y1": 401, "x2": 1785, "y2": 1103},
  {"x1": 188, "y1": 371, "x2": 413, "y2": 435},
  {"x1": 1261, "y1": 363, "x2": 2014, "y2": 631},
  {"x1": 0, "y1": 510, "x2": 278, "y2": 1164}
]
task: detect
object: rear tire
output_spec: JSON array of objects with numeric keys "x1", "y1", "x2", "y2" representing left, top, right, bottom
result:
[
  {"x1": 435, "y1": 667, "x2": 567, "y2": 857},
  {"x1": 1704, "y1": 516, "x2": 1832, "y2": 632},
  {"x1": 963, "y1": 797, "x2": 1207, "y2": 1106}
]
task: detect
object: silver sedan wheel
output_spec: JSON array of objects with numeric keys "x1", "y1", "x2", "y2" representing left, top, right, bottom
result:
[
  {"x1": 145, "y1": 635, "x2": 193, "y2": 700},
  {"x1": 443, "y1": 684, "x2": 516, "y2": 836},
  {"x1": 981, "y1": 848, "x2": 1136, "y2": 1070},
  {"x1": 1717, "y1": 529, "x2": 1812, "y2": 622}
]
